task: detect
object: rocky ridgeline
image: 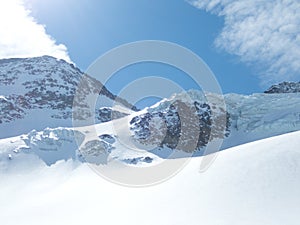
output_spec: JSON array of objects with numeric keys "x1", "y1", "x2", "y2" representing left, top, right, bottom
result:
[
  {"x1": 264, "y1": 81, "x2": 300, "y2": 94},
  {"x1": 0, "y1": 56, "x2": 136, "y2": 126},
  {"x1": 97, "y1": 107, "x2": 128, "y2": 123}
]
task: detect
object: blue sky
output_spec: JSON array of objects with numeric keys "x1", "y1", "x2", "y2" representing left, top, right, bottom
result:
[
  {"x1": 25, "y1": 0, "x2": 261, "y2": 95},
  {"x1": 1, "y1": 0, "x2": 299, "y2": 104}
]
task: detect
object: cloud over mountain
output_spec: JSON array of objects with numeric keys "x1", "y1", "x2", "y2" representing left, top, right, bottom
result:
[{"x1": 0, "y1": 0, "x2": 71, "y2": 62}]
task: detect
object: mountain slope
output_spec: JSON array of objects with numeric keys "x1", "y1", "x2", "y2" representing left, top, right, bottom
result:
[
  {"x1": 0, "y1": 89, "x2": 299, "y2": 168},
  {"x1": 0, "y1": 130, "x2": 299, "y2": 225},
  {"x1": 1, "y1": 56, "x2": 299, "y2": 148},
  {"x1": 129, "y1": 90, "x2": 300, "y2": 152},
  {"x1": 0, "y1": 56, "x2": 136, "y2": 138}
]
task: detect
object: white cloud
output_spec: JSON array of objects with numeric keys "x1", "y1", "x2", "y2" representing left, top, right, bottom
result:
[
  {"x1": 0, "y1": 0, "x2": 71, "y2": 62},
  {"x1": 190, "y1": 0, "x2": 300, "y2": 85}
]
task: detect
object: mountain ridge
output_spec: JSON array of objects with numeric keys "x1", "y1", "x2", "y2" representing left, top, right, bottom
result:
[
  {"x1": 1, "y1": 56, "x2": 300, "y2": 159},
  {"x1": 264, "y1": 81, "x2": 300, "y2": 94},
  {"x1": 0, "y1": 55, "x2": 137, "y2": 138}
]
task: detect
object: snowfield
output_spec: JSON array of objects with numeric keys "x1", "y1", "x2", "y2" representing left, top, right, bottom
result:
[{"x1": 0, "y1": 131, "x2": 299, "y2": 225}]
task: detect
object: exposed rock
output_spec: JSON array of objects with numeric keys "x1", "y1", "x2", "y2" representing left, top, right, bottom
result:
[
  {"x1": 96, "y1": 107, "x2": 128, "y2": 123},
  {"x1": 0, "y1": 56, "x2": 137, "y2": 138},
  {"x1": 79, "y1": 140, "x2": 112, "y2": 165},
  {"x1": 264, "y1": 81, "x2": 300, "y2": 94},
  {"x1": 130, "y1": 98, "x2": 230, "y2": 153}
]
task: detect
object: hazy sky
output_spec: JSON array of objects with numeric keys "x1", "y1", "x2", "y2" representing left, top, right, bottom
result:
[{"x1": 1, "y1": 0, "x2": 299, "y2": 98}]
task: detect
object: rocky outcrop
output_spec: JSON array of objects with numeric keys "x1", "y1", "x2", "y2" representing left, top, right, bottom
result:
[
  {"x1": 97, "y1": 107, "x2": 129, "y2": 123},
  {"x1": 264, "y1": 81, "x2": 300, "y2": 94},
  {"x1": 130, "y1": 98, "x2": 230, "y2": 153}
]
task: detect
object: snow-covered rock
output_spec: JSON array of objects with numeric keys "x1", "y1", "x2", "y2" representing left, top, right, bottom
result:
[
  {"x1": 0, "y1": 127, "x2": 118, "y2": 168},
  {"x1": 78, "y1": 139, "x2": 112, "y2": 165},
  {"x1": 1, "y1": 88, "x2": 299, "y2": 167},
  {"x1": 129, "y1": 90, "x2": 300, "y2": 152},
  {"x1": 130, "y1": 96, "x2": 230, "y2": 152},
  {"x1": 21, "y1": 128, "x2": 85, "y2": 166},
  {"x1": 97, "y1": 107, "x2": 129, "y2": 123},
  {"x1": 224, "y1": 92, "x2": 300, "y2": 147},
  {"x1": 264, "y1": 81, "x2": 300, "y2": 93},
  {"x1": 0, "y1": 56, "x2": 136, "y2": 138}
]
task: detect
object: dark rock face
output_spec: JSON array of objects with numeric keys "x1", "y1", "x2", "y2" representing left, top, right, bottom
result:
[
  {"x1": 130, "y1": 99, "x2": 230, "y2": 153},
  {"x1": 98, "y1": 134, "x2": 116, "y2": 144},
  {"x1": 264, "y1": 82, "x2": 300, "y2": 94},
  {"x1": 96, "y1": 107, "x2": 128, "y2": 123},
  {"x1": 122, "y1": 156, "x2": 153, "y2": 165}
]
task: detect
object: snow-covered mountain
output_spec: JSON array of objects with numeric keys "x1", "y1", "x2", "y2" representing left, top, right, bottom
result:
[
  {"x1": 264, "y1": 81, "x2": 300, "y2": 93},
  {"x1": 1, "y1": 56, "x2": 300, "y2": 224},
  {"x1": 0, "y1": 89, "x2": 299, "y2": 168},
  {"x1": 0, "y1": 56, "x2": 137, "y2": 138},
  {"x1": 129, "y1": 90, "x2": 300, "y2": 152},
  {"x1": 0, "y1": 55, "x2": 299, "y2": 167}
]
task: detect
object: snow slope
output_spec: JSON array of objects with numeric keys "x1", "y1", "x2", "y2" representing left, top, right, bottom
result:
[
  {"x1": 0, "y1": 90, "x2": 299, "y2": 168},
  {"x1": 224, "y1": 92, "x2": 300, "y2": 147},
  {"x1": 1, "y1": 56, "x2": 299, "y2": 148},
  {"x1": 1, "y1": 56, "x2": 299, "y2": 224},
  {"x1": 0, "y1": 131, "x2": 299, "y2": 225}
]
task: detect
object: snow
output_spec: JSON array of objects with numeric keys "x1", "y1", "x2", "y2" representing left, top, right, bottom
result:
[
  {"x1": 0, "y1": 131, "x2": 299, "y2": 225},
  {"x1": 0, "y1": 88, "x2": 299, "y2": 224},
  {"x1": 0, "y1": 56, "x2": 136, "y2": 139},
  {"x1": 0, "y1": 109, "x2": 74, "y2": 139},
  {"x1": 151, "y1": 90, "x2": 300, "y2": 148},
  {"x1": 223, "y1": 92, "x2": 300, "y2": 148},
  {"x1": 1, "y1": 88, "x2": 299, "y2": 168},
  {"x1": 127, "y1": 90, "x2": 300, "y2": 153},
  {"x1": 1, "y1": 56, "x2": 300, "y2": 224}
]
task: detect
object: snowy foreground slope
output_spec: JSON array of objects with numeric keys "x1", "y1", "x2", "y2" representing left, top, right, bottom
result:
[
  {"x1": 1, "y1": 56, "x2": 299, "y2": 224},
  {"x1": 0, "y1": 131, "x2": 299, "y2": 225}
]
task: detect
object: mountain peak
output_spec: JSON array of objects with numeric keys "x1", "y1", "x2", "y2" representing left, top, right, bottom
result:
[
  {"x1": 0, "y1": 56, "x2": 136, "y2": 138},
  {"x1": 264, "y1": 81, "x2": 300, "y2": 94}
]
